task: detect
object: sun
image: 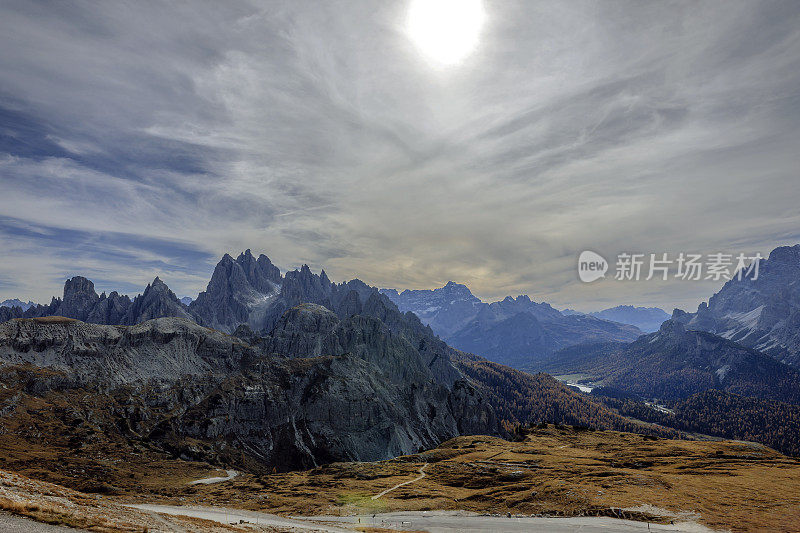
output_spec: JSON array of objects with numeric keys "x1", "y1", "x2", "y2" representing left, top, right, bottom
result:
[{"x1": 407, "y1": 0, "x2": 485, "y2": 66}]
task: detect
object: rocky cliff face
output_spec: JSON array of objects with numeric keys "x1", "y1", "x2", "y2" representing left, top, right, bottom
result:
[
  {"x1": 0, "y1": 275, "x2": 193, "y2": 327},
  {"x1": 673, "y1": 244, "x2": 800, "y2": 368},
  {"x1": 0, "y1": 314, "x2": 498, "y2": 471},
  {"x1": 381, "y1": 283, "x2": 642, "y2": 370},
  {"x1": 189, "y1": 250, "x2": 283, "y2": 332}
]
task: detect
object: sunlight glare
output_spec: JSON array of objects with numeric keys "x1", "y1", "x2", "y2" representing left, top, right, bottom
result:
[{"x1": 407, "y1": 0, "x2": 485, "y2": 66}]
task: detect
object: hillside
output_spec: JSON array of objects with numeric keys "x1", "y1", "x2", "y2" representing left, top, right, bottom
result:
[
  {"x1": 597, "y1": 390, "x2": 800, "y2": 457},
  {"x1": 452, "y1": 352, "x2": 679, "y2": 438},
  {"x1": 673, "y1": 244, "x2": 800, "y2": 368},
  {"x1": 2, "y1": 427, "x2": 800, "y2": 532},
  {"x1": 545, "y1": 320, "x2": 800, "y2": 404}
]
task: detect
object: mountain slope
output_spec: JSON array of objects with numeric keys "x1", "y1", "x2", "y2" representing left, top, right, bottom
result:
[
  {"x1": 0, "y1": 314, "x2": 498, "y2": 471},
  {"x1": 451, "y1": 351, "x2": 679, "y2": 438},
  {"x1": 546, "y1": 320, "x2": 800, "y2": 404},
  {"x1": 673, "y1": 244, "x2": 800, "y2": 368}
]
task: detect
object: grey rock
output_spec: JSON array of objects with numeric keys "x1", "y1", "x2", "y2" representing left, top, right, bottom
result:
[
  {"x1": 673, "y1": 244, "x2": 800, "y2": 368},
  {"x1": 0, "y1": 315, "x2": 498, "y2": 471},
  {"x1": 189, "y1": 250, "x2": 282, "y2": 332}
]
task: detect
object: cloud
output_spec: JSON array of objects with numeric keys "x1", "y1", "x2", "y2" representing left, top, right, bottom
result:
[{"x1": 0, "y1": 0, "x2": 799, "y2": 311}]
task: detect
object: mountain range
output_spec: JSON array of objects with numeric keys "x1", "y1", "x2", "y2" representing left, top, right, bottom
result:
[
  {"x1": 0, "y1": 253, "x2": 505, "y2": 471},
  {"x1": 546, "y1": 319, "x2": 800, "y2": 405},
  {"x1": 3, "y1": 245, "x2": 800, "y2": 461},
  {"x1": 380, "y1": 282, "x2": 641, "y2": 370},
  {"x1": 0, "y1": 298, "x2": 35, "y2": 311}
]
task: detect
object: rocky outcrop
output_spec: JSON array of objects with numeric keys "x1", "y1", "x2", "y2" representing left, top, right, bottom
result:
[
  {"x1": 49, "y1": 276, "x2": 101, "y2": 321},
  {"x1": 0, "y1": 315, "x2": 499, "y2": 471},
  {"x1": 189, "y1": 250, "x2": 282, "y2": 332},
  {"x1": 673, "y1": 244, "x2": 800, "y2": 368},
  {"x1": 2, "y1": 276, "x2": 193, "y2": 327}
]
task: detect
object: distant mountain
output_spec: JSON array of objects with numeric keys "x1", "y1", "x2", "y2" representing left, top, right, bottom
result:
[
  {"x1": 380, "y1": 282, "x2": 483, "y2": 338},
  {"x1": 559, "y1": 306, "x2": 670, "y2": 332},
  {"x1": 381, "y1": 283, "x2": 641, "y2": 370},
  {"x1": 0, "y1": 298, "x2": 35, "y2": 311},
  {"x1": 673, "y1": 244, "x2": 800, "y2": 368},
  {"x1": 179, "y1": 296, "x2": 193, "y2": 306},
  {"x1": 545, "y1": 320, "x2": 800, "y2": 405},
  {"x1": 588, "y1": 306, "x2": 670, "y2": 333}
]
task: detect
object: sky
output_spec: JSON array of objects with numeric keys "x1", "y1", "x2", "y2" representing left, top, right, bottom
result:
[{"x1": 1, "y1": 0, "x2": 799, "y2": 312}]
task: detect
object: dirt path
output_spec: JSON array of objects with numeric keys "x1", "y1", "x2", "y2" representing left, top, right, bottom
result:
[
  {"x1": 188, "y1": 469, "x2": 238, "y2": 485},
  {"x1": 371, "y1": 463, "x2": 428, "y2": 500},
  {"x1": 303, "y1": 511, "x2": 717, "y2": 532}
]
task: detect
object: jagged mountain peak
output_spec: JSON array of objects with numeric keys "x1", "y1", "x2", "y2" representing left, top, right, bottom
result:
[
  {"x1": 143, "y1": 276, "x2": 176, "y2": 297},
  {"x1": 63, "y1": 275, "x2": 98, "y2": 299},
  {"x1": 674, "y1": 243, "x2": 800, "y2": 368},
  {"x1": 189, "y1": 251, "x2": 283, "y2": 332}
]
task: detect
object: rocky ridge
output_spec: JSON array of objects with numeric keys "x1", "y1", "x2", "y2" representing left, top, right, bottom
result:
[
  {"x1": 673, "y1": 244, "x2": 800, "y2": 368},
  {"x1": 0, "y1": 311, "x2": 497, "y2": 471}
]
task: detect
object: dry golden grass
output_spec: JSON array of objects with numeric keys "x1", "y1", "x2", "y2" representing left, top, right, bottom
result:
[
  {"x1": 28, "y1": 316, "x2": 79, "y2": 324},
  {"x1": 168, "y1": 426, "x2": 800, "y2": 533},
  {"x1": 0, "y1": 495, "x2": 143, "y2": 532}
]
